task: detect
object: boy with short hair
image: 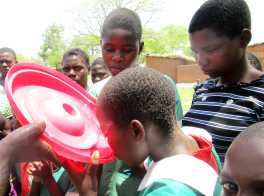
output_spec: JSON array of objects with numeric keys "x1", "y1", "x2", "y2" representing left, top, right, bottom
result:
[
  {"x1": 61, "y1": 48, "x2": 90, "y2": 90},
  {"x1": 91, "y1": 57, "x2": 111, "y2": 84},
  {"x1": 221, "y1": 122, "x2": 264, "y2": 195},
  {"x1": 96, "y1": 67, "x2": 220, "y2": 195},
  {"x1": 0, "y1": 47, "x2": 17, "y2": 121},
  {"x1": 182, "y1": 0, "x2": 264, "y2": 162}
]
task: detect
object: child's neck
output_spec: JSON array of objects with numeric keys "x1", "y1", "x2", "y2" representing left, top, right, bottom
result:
[
  {"x1": 218, "y1": 56, "x2": 262, "y2": 86},
  {"x1": 219, "y1": 56, "x2": 247, "y2": 86},
  {"x1": 149, "y1": 127, "x2": 200, "y2": 162}
]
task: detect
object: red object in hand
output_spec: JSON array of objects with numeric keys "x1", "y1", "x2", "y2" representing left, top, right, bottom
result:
[{"x1": 5, "y1": 63, "x2": 115, "y2": 164}]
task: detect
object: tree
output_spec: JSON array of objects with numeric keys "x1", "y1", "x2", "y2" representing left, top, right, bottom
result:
[
  {"x1": 67, "y1": 0, "x2": 161, "y2": 62},
  {"x1": 16, "y1": 54, "x2": 42, "y2": 64},
  {"x1": 141, "y1": 25, "x2": 191, "y2": 63},
  {"x1": 68, "y1": 34, "x2": 101, "y2": 62},
  {"x1": 39, "y1": 24, "x2": 66, "y2": 69},
  {"x1": 71, "y1": 0, "x2": 162, "y2": 35},
  {"x1": 160, "y1": 25, "x2": 191, "y2": 56}
]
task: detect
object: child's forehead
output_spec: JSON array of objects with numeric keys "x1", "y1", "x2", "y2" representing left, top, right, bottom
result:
[
  {"x1": 62, "y1": 55, "x2": 86, "y2": 64},
  {"x1": 189, "y1": 28, "x2": 230, "y2": 48},
  {"x1": 0, "y1": 52, "x2": 15, "y2": 59},
  {"x1": 92, "y1": 63, "x2": 106, "y2": 70},
  {"x1": 102, "y1": 28, "x2": 138, "y2": 41},
  {"x1": 190, "y1": 27, "x2": 226, "y2": 40},
  {"x1": 229, "y1": 136, "x2": 264, "y2": 161}
]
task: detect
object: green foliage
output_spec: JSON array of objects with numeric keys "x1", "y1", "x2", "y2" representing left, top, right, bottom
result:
[
  {"x1": 141, "y1": 25, "x2": 191, "y2": 63},
  {"x1": 39, "y1": 24, "x2": 66, "y2": 69},
  {"x1": 68, "y1": 34, "x2": 101, "y2": 62},
  {"x1": 160, "y1": 25, "x2": 191, "y2": 55},
  {"x1": 16, "y1": 54, "x2": 42, "y2": 64},
  {"x1": 16, "y1": 54, "x2": 30, "y2": 62},
  {"x1": 177, "y1": 86, "x2": 195, "y2": 114}
]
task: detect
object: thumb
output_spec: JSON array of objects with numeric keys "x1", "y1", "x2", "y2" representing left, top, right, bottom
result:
[{"x1": 23, "y1": 121, "x2": 46, "y2": 139}]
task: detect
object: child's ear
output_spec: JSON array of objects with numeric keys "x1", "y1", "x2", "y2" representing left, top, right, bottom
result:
[
  {"x1": 129, "y1": 120, "x2": 145, "y2": 140},
  {"x1": 240, "y1": 29, "x2": 251, "y2": 48}
]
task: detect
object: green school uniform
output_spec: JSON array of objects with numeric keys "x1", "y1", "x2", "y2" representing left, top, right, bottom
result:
[
  {"x1": 98, "y1": 127, "x2": 222, "y2": 196},
  {"x1": 137, "y1": 154, "x2": 220, "y2": 196},
  {"x1": 38, "y1": 167, "x2": 76, "y2": 196},
  {"x1": 99, "y1": 160, "x2": 141, "y2": 196}
]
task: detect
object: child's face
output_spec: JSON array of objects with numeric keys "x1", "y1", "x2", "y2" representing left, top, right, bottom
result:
[
  {"x1": 190, "y1": 28, "x2": 243, "y2": 78},
  {"x1": 61, "y1": 55, "x2": 89, "y2": 88},
  {"x1": 101, "y1": 28, "x2": 141, "y2": 76},
  {"x1": 91, "y1": 64, "x2": 110, "y2": 83},
  {"x1": 98, "y1": 111, "x2": 147, "y2": 168},
  {"x1": 221, "y1": 137, "x2": 264, "y2": 196},
  {"x1": 0, "y1": 52, "x2": 17, "y2": 79}
]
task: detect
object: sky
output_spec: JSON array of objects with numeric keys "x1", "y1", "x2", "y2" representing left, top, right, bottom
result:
[{"x1": 0, "y1": 0, "x2": 263, "y2": 58}]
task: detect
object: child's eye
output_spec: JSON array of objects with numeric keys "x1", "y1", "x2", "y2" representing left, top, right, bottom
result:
[
  {"x1": 104, "y1": 48, "x2": 115, "y2": 53},
  {"x1": 62, "y1": 67, "x2": 70, "y2": 72},
  {"x1": 222, "y1": 182, "x2": 238, "y2": 193},
  {"x1": 73, "y1": 66, "x2": 83, "y2": 72},
  {"x1": 204, "y1": 47, "x2": 219, "y2": 53},
  {"x1": 123, "y1": 47, "x2": 136, "y2": 53}
]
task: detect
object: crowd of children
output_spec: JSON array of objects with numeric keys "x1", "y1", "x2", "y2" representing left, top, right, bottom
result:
[{"x1": 0, "y1": 0, "x2": 264, "y2": 195}]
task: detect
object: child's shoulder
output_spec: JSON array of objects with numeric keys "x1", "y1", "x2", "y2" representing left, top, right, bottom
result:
[
  {"x1": 138, "y1": 179, "x2": 200, "y2": 196},
  {"x1": 139, "y1": 154, "x2": 218, "y2": 196},
  {"x1": 195, "y1": 74, "x2": 264, "y2": 93},
  {"x1": 248, "y1": 74, "x2": 264, "y2": 87},
  {"x1": 194, "y1": 78, "x2": 217, "y2": 94}
]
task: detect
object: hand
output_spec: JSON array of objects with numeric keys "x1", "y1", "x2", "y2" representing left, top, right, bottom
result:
[
  {"x1": 27, "y1": 161, "x2": 53, "y2": 182},
  {"x1": 1, "y1": 122, "x2": 59, "y2": 165},
  {"x1": 63, "y1": 161, "x2": 101, "y2": 196}
]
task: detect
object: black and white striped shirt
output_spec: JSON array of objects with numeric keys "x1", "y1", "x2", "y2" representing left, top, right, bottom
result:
[{"x1": 182, "y1": 76, "x2": 264, "y2": 162}]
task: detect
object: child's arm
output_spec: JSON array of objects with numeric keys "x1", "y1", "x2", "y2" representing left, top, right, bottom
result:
[
  {"x1": 27, "y1": 161, "x2": 64, "y2": 196},
  {"x1": 61, "y1": 160, "x2": 100, "y2": 196}
]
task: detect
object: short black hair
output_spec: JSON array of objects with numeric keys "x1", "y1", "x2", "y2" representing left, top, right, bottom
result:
[
  {"x1": 91, "y1": 57, "x2": 106, "y2": 68},
  {"x1": 62, "y1": 48, "x2": 90, "y2": 69},
  {"x1": 247, "y1": 52, "x2": 262, "y2": 71},
  {"x1": 0, "y1": 47, "x2": 17, "y2": 59},
  {"x1": 97, "y1": 67, "x2": 176, "y2": 135},
  {"x1": 189, "y1": 0, "x2": 251, "y2": 38},
  {"x1": 101, "y1": 8, "x2": 142, "y2": 41}
]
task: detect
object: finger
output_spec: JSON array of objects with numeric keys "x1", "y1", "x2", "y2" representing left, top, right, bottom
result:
[
  {"x1": 32, "y1": 162, "x2": 39, "y2": 168},
  {"x1": 44, "y1": 160, "x2": 50, "y2": 166},
  {"x1": 40, "y1": 141, "x2": 60, "y2": 165},
  {"x1": 37, "y1": 162, "x2": 43, "y2": 171},
  {"x1": 27, "y1": 170, "x2": 33, "y2": 175},
  {"x1": 25, "y1": 121, "x2": 46, "y2": 139},
  {"x1": 27, "y1": 168, "x2": 33, "y2": 173}
]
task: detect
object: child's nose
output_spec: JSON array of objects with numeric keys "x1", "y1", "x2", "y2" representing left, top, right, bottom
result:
[
  {"x1": 2, "y1": 62, "x2": 8, "y2": 67},
  {"x1": 112, "y1": 51, "x2": 123, "y2": 62},
  {"x1": 197, "y1": 53, "x2": 209, "y2": 66},
  {"x1": 69, "y1": 68, "x2": 76, "y2": 75}
]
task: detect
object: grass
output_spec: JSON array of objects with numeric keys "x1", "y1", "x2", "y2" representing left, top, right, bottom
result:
[{"x1": 177, "y1": 84, "x2": 195, "y2": 114}]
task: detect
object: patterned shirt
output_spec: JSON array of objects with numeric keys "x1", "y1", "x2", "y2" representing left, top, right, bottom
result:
[
  {"x1": 0, "y1": 84, "x2": 12, "y2": 119},
  {"x1": 183, "y1": 75, "x2": 264, "y2": 162}
]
